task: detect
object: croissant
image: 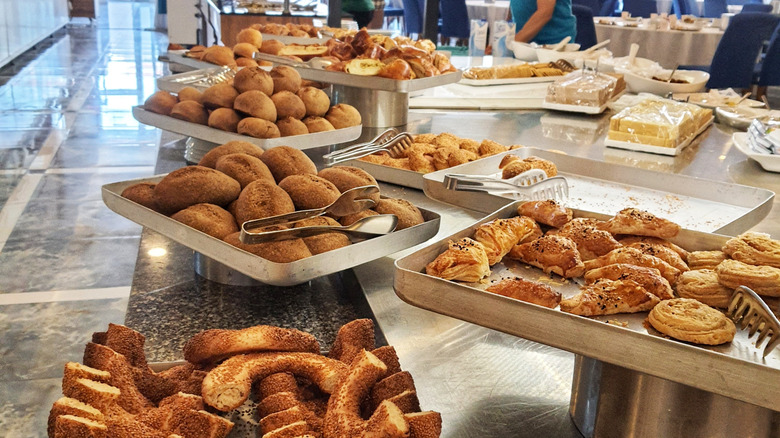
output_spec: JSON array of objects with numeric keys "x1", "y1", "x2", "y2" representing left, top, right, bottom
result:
[
  {"x1": 507, "y1": 235, "x2": 585, "y2": 278},
  {"x1": 425, "y1": 238, "x2": 490, "y2": 283},
  {"x1": 474, "y1": 216, "x2": 538, "y2": 265}
]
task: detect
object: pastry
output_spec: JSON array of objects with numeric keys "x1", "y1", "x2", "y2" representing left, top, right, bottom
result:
[
  {"x1": 233, "y1": 179, "x2": 295, "y2": 224},
  {"x1": 143, "y1": 90, "x2": 177, "y2": 116},
  {"x1": 234, "y1": 90, "x2": 277, "y2": 121},
  {"x1": 486, "y1": 277, "x2": 562, "y2": 308},
  {"x1": 502, "y1": 156, "x2": 558, "y2": 179},
  {"x1": 297, "y1": 86, "x2": 331, "y2": 117},
  {"x1": 447, "y1": 149, "x2": 479, "y2": 167},
  {"x1": 325, "y1": 103, "x2": 362, "y2": 129},
  {"x1": 675, "y1": 269, "x2": 732, "y2": 308},
  {"x1": 198, "y1": 140, "x2": 264, "y2": 168},
  {"x1": 169, "y1": 100, "x2": 208, "y2": 125},
  {"x1": 517, "y1": 200, "x2": 572, "y2": 228},
  {"x1": 584, "y1": 263, "x2": 674, "y2": 300},
  {"x1": 374, "y1": 198, "x2": 424, "y2": 230},
  {"x1": 276, "y1": 116, "x2": 310, "y2": 137},
  {"x1": 477, "y1": 139, "x2": 508, "y2": 157},
  {"x1": 560, "y1": 279, "x2": 661, "y2": 316},
  {"x1": 318, "y1": 166, "x2": 380, "y2": 203},
  {"x1": 233, "y1": 66, "x2": 274, "y2": 95},
  {"x1": 171, "y1": 203, "x2": 238, "y2": 239},
  {"x1": 723, "y1": 232, "x2": 780, "y2": 269},
  {"x1": 599, "y1": 208, "x2": 681, "y2": 239},
  {"x1": 625, "y1": 241, "x2": 689, "y2": 273},
  {"x1": 647, "y1": 298, "x2": 736, "y2": 345},
  {"x1": 583, "y1": 247, "x2": 681, "y2": 284},
  {"x1": 425, "y1": 238, "x2": 491, "y2": 283},
  {"x1": 207, "y1": 107, "x2": 242, "y2": 132},
  {"x1": 260, "y1": 146, "x2": 318, "y2": 182},
  {"x1": 549, "y1": 218, "x2": 621, "y2": 260},
  {"x1": 617, "y1": 235, "x2": 689, "y2": 260},
  {"x1": 508, "y1": 235, "x2": 585, "y2": 278},
  {"x1": 237, "y1": 117, "x2": 281, "y2": 139},
  {"x1": 183, "y1": 326, "x2": 320, "y2": 364},
  {"x1": 716, "y1": 259, "x2": 780, "y2": 297},
  {"x1": 153, "y1": 165, "x2": 241, "y2": 215},
  {"x1": 687, "y1": 250, "x2": 727, "y2": 270},
  {"x1": 201, "y1": 83, "x2": 239, "y2": 110},
  {"x1": 271, "y1": 65, "x2": 303, "y2": 93},
  {"x1": 303, "y1": 116, "x2": 336, "y2": 133},
  {"x1": 474, "y1": 216, "x2": 538, "y2": 265},
  {"x1": 214, "y1": 152, "x2": 275, "y2": 188}
]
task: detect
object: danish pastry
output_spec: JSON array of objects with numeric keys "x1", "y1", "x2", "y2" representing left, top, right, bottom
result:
[
  {"x1": 722, "y1": 232, "x2": 780, "y2": 269},
  {"x1": 618, "y1": 235, "x2": 689, "y2": 260},
  {"x1": 625, "y1": 242, "x2": 689, "y2": 273},
  {"x1": 517, "y1": 200, "x2": 572, "y2": 228},
  {"x1": 716, "y1": 259, "x2": 780, "y2": 297},
  {"x1": 507, "y1": 235, "x2": 585, "y2": 278},
  {"x1": 425, "y1": 238, "x2": 490, "y2": 283},
  {"x1": 584, "y1": 263, "x2": 673, "y2": 300},
  {"x1": 647, "y1": 298, "x2": 736, "y2": 345},
  {"x1": 598, "y1": 208, "x2": 681, "y2": 239},
  {"x1": 687, "y1": 250, "x2": 727, "y2": 270},
  {"x1": 560, "y1": 279, "x2": 660, "y2": 316},
  {"x1": 675, "y1": 269, "x2": 732, "y2": 308},
  {"x1": 474, "y1": 216, "x2": 538, "y2": 265}
]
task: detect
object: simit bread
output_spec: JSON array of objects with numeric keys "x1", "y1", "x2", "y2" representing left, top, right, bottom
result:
[
  {"x1": 199, "y1": 140, "x2": 265, "y2": 168},
  {"x1": 297, "y1": 86, "x2": 330, "y2": 117},
  {"x1": 271, "y1": 91, "x2": 307, "y2": 120},
  {"x1": 234, "y1": 90, "x2": 277, "y2": 121},
  {"x1": 171, "y1": 203, "x2": 239, "y2": 239},
  {"x1": 233, "y1": 66, "x2": 274, "y2": 95},
  {"x1": 144, "y1": 91, "x2": 178, "y2": 116},
  {"x1": 279, "y1": 174, "x2": 341, "y2": 210},
  {"x1": 276, "y1": 117, "x2": 309, "y2": 137},
  {"x1": 233, "y1": 179, "x2": 296, "y2": 224},
  {"x1": 375, "y1": 198, "x2": 424, "y2": 230},
  {"x1": 318, "y1": 166, "x2": 380, "y2": 203},
  {"x1": 237, "y1": 117, "x2": 281, "y2": 139},
  {"x1": 153, "y1": 166, "x2": 241, "y2": 215},
  {"x1": 121, "y1": 183, "x2": 159, "y2": 212},
  {"x1": 215, "y1": 153, "x2": 275, "y2": 188},
  {"x1": 259, "y1": 146, "x2": 317, "y2": 182},
  {"x1": 170, "y1": 100, "x2": 209, "y2": 125},
  {"x1": 325, "y1": 104, "x2": 362, "y2": 129},
  {"x1": 208, "y1": 108, "x2": 242, "y2": 132}
]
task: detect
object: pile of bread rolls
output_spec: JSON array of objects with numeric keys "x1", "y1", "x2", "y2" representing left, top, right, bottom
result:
[
  {"x1": 143, "y1": 65, "x2": 361, "y2": 139},
  {"x1": 120, "y1": 142, "x2": 426, "y2": 263}
]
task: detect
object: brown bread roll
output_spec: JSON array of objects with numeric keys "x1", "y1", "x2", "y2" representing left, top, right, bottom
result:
[
  {"x1": 121, "y1": 183, "x2": 159, "y2": 211},
  {"x1": 278, "y1": 174, "x2": 341, "y2": 210},
  {"x1": 234, "y1": 90, "x2": 277, "y2": 121},
  {"x1": 170, "y1": 100, "x2": 209, "y2": 125},
  {"x1": 207, "y1": 108, "x2": 242, "y2": 132},
  {"x1": 171, "y1": 203, "x2": 239, "y2": 239},
  {"x1": 271, "y1": 91, "x2": 306, "y2": 120},
  {"x1": 215, "y1": 153, "x2": 275, "y2": 188},
  {"x1": 144, "y1": 91, "x2": 177, "y2": 116},
  {"x1": 297, "y1": 86, "x2": 330, "y2": 117},
  {"x1": 318, "y1": 166, "x2": 380, "y2": 203},
  {"x1": 198, "y1": 140, "x2": 265, "y2": 168},
  {"x1": 233, "y1": 42, "x2": 258, "y2": 59},
  {"x1": 375, "y1": 198, "x2": 424, "y2": 230},
  {"x1": 293, "y1": 216, "x2": 351, "y2": 255},
  {"x1": 259, "y1": 146, "x2": 317, "y2": 182},
  {"x1": 260, "y1": 39, "x2": 284, "y2": 55},
  {"x1": 223, "y1": 232, "x2": 312, "y2": 263},
  {"x1": 153, "y1": 166, "x2": 241, "y2": 215},
  {"x1": 201, "y1": 45, "x2": 236, "y2": 67},
  {"x1": 177, "y1": 86, "x2": 202, "y2": 103},
  {"x1": 237, "y1": 117, "x2": 281, "y2": 139},
  {"x1": 339, "y1": 209, "x2": 379, "y2": 226},
  {"x1": 325, "y1": 103, "x2": 362, "y2": 129},
  {"x1": 233, "y1": 67, "x2": 274, "y2": 96},
  {"x1": 276, "y1": 117, "x2": 309, "y2": 137},
  {"x1": 201, "y1": 83, "x2": 239, "y2": 110},
  {"x1": 233, "y1": 179, "x2": 295, "y2": 224},
  {"x1": 236, "y1": 28, "x2": 263, "y2": 48},
  {"x1": 270, "y1": 65, "x2": 302, "y2": 94},
  {"x1": 302, "y1": 116, "x2": 335, "y2": 133},
  {"x1": 235, "y1": 57, "x2": 259, "y2": 68}
]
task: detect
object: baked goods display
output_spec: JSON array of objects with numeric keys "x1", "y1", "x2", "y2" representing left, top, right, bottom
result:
[
  {"x1": 462, "y1": 62, "x2": 566, "y2": 80},
  {"x1": 142, "y1": 70, "x2": 361, "y2": 139},
  {"x1": 647, "y1": 298, "x2": 736, "y2": 345},
  {"x1": 607, "y1": 98, "x2": 713, "y2": 149},
  {"x1": 544, "y1": 71, "x2": 625, "y2": 108},
  {"x1": 48, "y1": 320, "x2": 442, "y2": 437},
  {"x1": 119, "y1": 142, "x2": 426, "y2": 263}
]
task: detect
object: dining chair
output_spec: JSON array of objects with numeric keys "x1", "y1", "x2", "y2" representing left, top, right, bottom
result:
[
  {"x1": 681, "y1": 12, "x2": 780, "y2": 89},
  {"x1": 622, "y1": 0, "x2": 658, "y2": 17},
  {"x1": 702, "y1": 0, "x2": 728, "y2": 17},
  {"x1": 402, "y1": 0, "x2": 424, "y2": 35},
  {"x1": 572, "y1": 5, "x2": 598, "y2": 49},
  {"x1": 440, "y1": 0, "x2": 470, "y2": 40},
  {"x1": 599, "y1": 0, "x2": 621, "y2": 15},
  {"x1": 573, "y1": 0, "x2": 601, "y2": 14},
  {"x1": 673, "y1": 0, "x2": 701, "y2": 16},
  {"x1": 741, "y1": 3, "x2": 773, "y2": 12},
  {"x1": 754, "y1": 24, "x2": 780, "y2": 88}
]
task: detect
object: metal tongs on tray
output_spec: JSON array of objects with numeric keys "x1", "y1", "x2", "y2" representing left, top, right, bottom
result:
[
  {"x1": 322, "y1": 128, "x2": 414, "y2": 166},
  {"x1": 444, "y1": 168, "x2": 569, "y2": 202},
  {"x1": 253, "y1": 52, "x2": 334, "y2": 70},
  {"x1": 726, "y1": 286, "x2": 780, "y2": 358},
  {"x1": 240, "y1": 185, "x2": 398, "y2": 244}
]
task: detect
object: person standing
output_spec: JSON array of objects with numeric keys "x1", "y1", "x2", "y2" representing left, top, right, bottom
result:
[
  {"x1": 510, "y1": 0, "x2": 577, "y2": 44},
  {"x1": 343, "y1": 0, "x2": 376, "y2": 28}
]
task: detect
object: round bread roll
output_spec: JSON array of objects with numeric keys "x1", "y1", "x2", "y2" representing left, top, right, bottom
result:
[
  {"x1": 339, "y1": 209, "x2": 378, "y2": 226},
  {"x1": 153, "y1": 165, "x2": 241, "y2": 215},
  {"x1": 177, "y1": 86, "x2": 203, "y2": 103},
  {"x1": 260, "y1": 39, "x2": 285, "y2": 55},
  {"x1": 188, "y1": 44, "x2": 207, "y2": 60},
  {"x1": 208, "y1": 108, "x2": 242, "y2": 132},
  {"x1": 647, "y1": 298, "x2": 736, "y2": 345},
  {"x1": 237, "y1": 117, "x2": 281, "y2": 139},
  {"x1": 170, "y1": 100, "x2": 209, "y2": 125},
  {"x1": 278, "y1": 174, "x2": 341, "y2": 210},
  {"x1": 325, "y1": 103, "x2": 362, "y2": 129},
  {"x1": 259, "y1": 146, "x2": 317, "y2": 182},
  {"x1": 236, "y1": 57, "x2": 259, "y2": 68},
  {"x1": 234, "y1": 90, "x2": 277, "y2": 121},
  {"x1": 271, "y1": 91, "x2": 306, "y2": 120},
  {"x1": 233, "y1": 42, "x2": 258, "y2": 59},
  {"x1": 237, "y1": 28, "x2": 263, "y2": 48},
  {"x1": 374, "y1": 198, "x2": 424, "y2": 230},
  {"x1": 302, "y1": 116, "x2": 335, "y2": 133},
  {"x1": 318, "y1": 166, "x2": 380, "y2": 203},
  {"x1": 198, "y1": 140, "x2": 265, "y2": 168},
  {"x1": 233, "y1": 179, "x2": 295, "y2": 224},
  {"x1": 215, "y1": 153, "x2": 275, "y2": 188},
  {"x1": 270, "y1": 66, "x2": 302, "y2": 94},
  {"x1": 224, "y1": 232, "x2": 312, "y2": 263},
  {"x1": 293, "y1": 216, "x2": 351, "y2": 255},
  {"x1": 233, "y1": 67, "x2": 274, "y2": 96},
  {"x1": 202, "y1": 46, "x2": 236, "y2": 67},
  {"x1": 297, "y1": 86, "x2": 330, "y2": 117},
  {"x1": 171, "y1": 203, "x2": 239, "y2": 239},
  {"x1": 276, "y1": 117, "x2": 309, "y2": 137},
  {"x1": 121, "y1": 182, "x2": 159, "y2": 211},
  {"x1": 201, "y1": 83, "x2": 239, "y2": 110},
  {"x1": 144, "y1": 91, "x2": 177, "y2": 116}
]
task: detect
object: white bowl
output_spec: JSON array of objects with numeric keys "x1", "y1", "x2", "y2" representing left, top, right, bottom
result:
[
  {"x1": 599, "y1": 56, "x2": 660, "y2": 74},
  {"x1": 512, "y1": 42, "x2": 580, "y2": 61},
  {"x1": 535, "y1": 48, "x2": 611, "y2": 66},
  {"x1": 623, "y1": 69, "x2": 710, "y2": 94}
]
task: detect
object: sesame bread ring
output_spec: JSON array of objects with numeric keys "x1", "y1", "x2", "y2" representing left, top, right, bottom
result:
[{"x1": 183, "y1": 326, "x2": 320, "y2": 364}]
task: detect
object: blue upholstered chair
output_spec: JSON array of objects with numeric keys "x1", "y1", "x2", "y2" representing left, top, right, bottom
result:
[
  {"x1": 573, "y1": 0, "x2": 601, "y2": 14},
  {"x1": 702, "y1": 0, "x2": 728, "y2": 17},
  {"x1": 402, "y1": 0, "x2": 424, "y2": 35},
  {"x1": 572, "y1": 5, "x2": 598, "y2": 49},
  {"x1": 741, "y1": 3, "x2": 773, "y2": 12},
  {"x1": 673, "y1": 0, "x2": 701, "y2": 16},
  {"x1": 599, "y1": 0, "x2": 621, "y2": 16},
  {"x1": 440, "y1": 0, "x2": 470, "y2": 39},
  {"x1": 755, "y1": 24, "x2": 780, "y2": 87},
  {"x1": 622, "y1": 0, "x2": 658, "y2": 17}
]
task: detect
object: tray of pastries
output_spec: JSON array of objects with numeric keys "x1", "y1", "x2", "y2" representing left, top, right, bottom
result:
[
  {"x1": 394, "y1": 200, "x2": 780, "y2": 412},
  {"x1": 47, "y1": 320, "x2": 442, "y2": 437},
  {"x1": 102, "y1": 143, "x2": 440, "y2": 286},
  {"x1": 421, "y1": 147, "x2": 773, "y2": 236},
  {"x1": 459, "y1": 62, "x2": 567, "y2": 86},
  {"x1": 136, "y1": 66, "x2": 362, "y2": 149}
]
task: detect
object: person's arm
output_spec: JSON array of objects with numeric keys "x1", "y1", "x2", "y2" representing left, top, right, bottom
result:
[{"x1": 514, "y1": 0, "x2": 557, "y2": 42}]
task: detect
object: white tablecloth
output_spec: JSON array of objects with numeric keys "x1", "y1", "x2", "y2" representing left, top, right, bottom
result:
[
  {"x1": 466, "y1": 0, "x2": 511, "y2": 32},
  {"x1": 595, "y1": 22, "x2": 724, "y2": 68}
]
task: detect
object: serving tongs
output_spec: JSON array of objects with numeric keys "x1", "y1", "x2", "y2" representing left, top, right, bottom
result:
[
  {"x1": 726, "y1": 286, "x2": 780, "y2": 358},
  {"x1": 253, "y1": 52, "x2": 334, "y2": 70},
  {"x1": 444, "y1": 168, "x2": 569, "y2": 201},
  {"x1": 240, "y1": 214, "x2": 399, "y2": 244},
  {"x1": 322, "y1": 129, "x2": 414, "y2": 165}
]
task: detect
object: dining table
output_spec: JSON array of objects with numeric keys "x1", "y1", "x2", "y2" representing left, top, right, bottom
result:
[
  {"x1": 594, "y1": 17, "x2": 725, "y2": 68},
  {"x1": 466, "y1": 0, "x2": 511, "y2": 33}
]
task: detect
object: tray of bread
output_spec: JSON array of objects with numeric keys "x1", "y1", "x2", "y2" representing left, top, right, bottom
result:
[
  {"x1": 421, "y1": 147, "x2": 774, "y2": 236},
  {"x1": 605, "y1": 97, "x2": 714, "y2": 156},
  {"x1": 136, "y1": 67, "x2": 363, "y2": 149},
  {"x1": 102, "y1": 143, "x2": 440, "y2": 286},
  {"x1": 542, "y1": 71, "x2": 626, "y2": 115},
  {"x1": 156, "y1": 67, "x2": 244, "y2": 93},
  {"x1": 48, "y1": 320, "x2": 442, "y2": 437},
  {"x1": 459, "y1": 62, "x2": 568, "y2": 86},
  {"x1": 344, "y1": 132, "x2": 522, "y2": 190},
  {"x1": 394, "y1": 201, "x2": 780, "y2": 412}
]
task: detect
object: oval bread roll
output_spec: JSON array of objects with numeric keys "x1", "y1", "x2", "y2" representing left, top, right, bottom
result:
[
  {"x1": 201, "y1": 83, "x2": 239, "y2": 110},
  {"x1": 278, "y1": 174, "x2": 341, "y2": 210},
  {"x1": 234, "y1": 90, "x2": 277, "y2": 121},
  {"x1": 199, "y1": 140, "x2": 264, "y2": 168},
  {"x1": 297, "y1": 86, "x2": 330, "y2": 117},
  {"x1": 233, "y1": 67, "x2": 274, "y2": 96},
  {"x1": 144, "y1": 91, "x2": 177, "y2": 116},
  {"x1": 153, "y1": 166, "x2": 241, "y2": 215},
  {"x1": 276, "y1": 117, "x2": 309, "y2": 137},
  {"x1": 208, "y1": 108, "x2": 242, "y2": 132},
  {"x1": 224, "y1": 232, "x2": 311, "y2": 263},
  {"x1": 237, "y1": 28, "x2": 263, "y2": 48},
  {"x1": 121, "y1": 183, "x2": 158, "y2": 211},
  {"x1": 170, "y1": 100, "x2": 208, "y2": 125},
  {"x1": 318, "y1": 166, "x2": 380, "y2": 203},
  {"x1": 325, "y1": 103, "x2": 362, "y2": 129},
  {"x1": 215, "y1": 153, "x2": 275, "y2": 188},
  {"x1": 375, "y1": 198, "x2": 424, "y2": 230},
  {"x1": 171, "y1": 203, "x2": 238, "y2": 239},
  {"x1": 237, "y1": 117, "x2": 281, "y2": 139},
  {"x1": 259, "y1": 146, "x2": 317, "y2": 182},
  {"x1": 233, "y1": 179, "x2": 295, "y2": 224}
]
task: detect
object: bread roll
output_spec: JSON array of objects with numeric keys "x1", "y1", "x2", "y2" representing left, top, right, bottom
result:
[
  {"x1": 202, "y1": 45, "x2": 236, "y2": 67},
  {"x1": 293, "y1": 216, "x2": 351, "y2": 255},
  {"x1": 325, "y1": 103, "x2": 362, "y2": 129},
  {"x1": 260, "y1": 39, "x2": 285, "y2": 55},
  {"x1": 276, "y1": 117, "x2": 309, "y2": 137},
  {"x1": 237, "y1": 117, "x2": 281, "y2": 139},
  {"x1": 177, "y1": 86, "x2": 203, "y2": 103},
  {"x1": 237, "y1": 28, "x2": 263, "y2": 48},
  {"x1": 233, "y1": 66, "x2": 274, "y2": 95},
  {"x1": 270, "y1": 66, "x2": 302, "y2": 94},
  {"x1": 153, "y1": 166, "x2": 241, "y2": 215},
  {"x1": 339, "y1": 209, "x2": 379, "y2": 226},
  {"x1": 318, "y1": 166, "x2": 380, "y2": 203},
  {"x1": 236, "y1": 57, "x2": 259, "y2": 68},
  {"x1": 215, "y1": 153, "x2": 275, "y2": 188},
  {"x1": 170, "y1": 100, "x2": 209, "y2": 125},
  {"x1": 297, "y1": 86, "x2": 330, "y2": 117},
  {"x1": 121, "y1": 183, "x2": 158, "y2": 211},
  {"x1": 234, "y1": 90, "x2": 277, "y2": 121},
  {"x1": 233, "y1": 179, "x2": 295, "y2": 224},
  {"x1": 271, "y1": 91, "x2": 306, "y2": 120},
  {"x1": 208, "y1": 108, "x2": 242, "y2": 132},
  {"x1": 278, "y1": 174, "x2": 341, "y2": 210},
  {"x1": 224, "y1": 232, "x2": 312, "y2": 263},
  {"x1": 233, "y1": 42, "x2": 258, "y2": 59},
  {"x1": 201, "y1": 83, "x2": 239, "y2": 110},
  {"x1": 171, "y1": 203, "x2": 239, "y2": 239},
  {"x1": 303, "y1": 116, "x2": 335, "y2": 133},
  {"x1": 198, "y1": 141, "x2": 264, "y2": 168},
  {"x1": 375, "y1": 198, "x2": 424, "y2": 230},
  {"x1": 144, "y1": 91, "x2": 177, "y2": 116},
  {"x1": 259, "y1": 146, "x2": 317, "y2": 182}
]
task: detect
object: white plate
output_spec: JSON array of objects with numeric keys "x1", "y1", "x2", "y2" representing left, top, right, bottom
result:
[
  {"x1": 623, "y1": 69, "x2": 709, "y2": 95},
  {"x1": 732, "y1": 132, "x2": 780, "y2": 172},
  {"x1": 511, "y1": 42, "x2": 580, "y2": 61}
]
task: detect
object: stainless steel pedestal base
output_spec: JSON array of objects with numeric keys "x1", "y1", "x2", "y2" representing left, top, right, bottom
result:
[
  {"x1": 569, "y1": 355, "x2": 780, "y2": 438},
  {"x1": 331, "y1": 85, "x2": 409, "y2": 127},
  {"x1": 194, "y1": 252, "x2": 262, "y2": 286},
  {"x1": 184, "y1": 137, "x2": 219, "y2": 164}
]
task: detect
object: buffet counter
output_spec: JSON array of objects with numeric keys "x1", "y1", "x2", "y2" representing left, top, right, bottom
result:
[{"x1": 124, "y1": 105, "x2": 780, "y2": 437}]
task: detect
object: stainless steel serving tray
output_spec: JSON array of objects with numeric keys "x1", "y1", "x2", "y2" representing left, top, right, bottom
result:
[
  {"x1": 422, "y1": 147, "x2": 774, "y2": 235},
  {"x1": 166, "y1": 50, "x2": 221, "y2": 71},
  {"x1": 132, "y1": 106, "x2": 361, "y2": 150},
  {"x1": 156, "y1": 67, "x2": 242, "y2": 93},
  {"x1": 394, "y1": 202, "x2": 780, "y2": 412},
  {"x1": 349, "y1": 160, "x2": 426, "y2": 190},
  {"x1": 262, "y1": 33, "x2": 329, "y2": 45},
  {"x1": 289, "y1": 67, "x2": 462, "y2": 93},
  {"x1": 102, "y1": 175, "x2": 441, "y2": 286}
]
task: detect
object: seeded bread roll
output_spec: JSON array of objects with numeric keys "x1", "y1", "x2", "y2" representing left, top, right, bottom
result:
[
  {"x1": 233, "y1": 67, "x2": 274, "y2": 95},
  {"x1": 270, "y1": 65, "x2": 302, "y2": 94},
  {"x1": 234, "y1": 90, "x2": 277, "y2": 121},
  {"x1": 153, "y1": 166, "x2": 241, "y2": 215},
  {"x1": 215, "y1": 153, "x2": 275, "y2": 188},
  {"x1": 224, "y1": 231, "x2": 312, "y2": 263},
  {"x1": 279, "y1": 174, "x2": 341, "y2": 210},
  {"x1": 237, "y1": 117, "x2": 281, "y2": 139},
  {"x1": 303, "y1": 116, "x2": 335, "y2": 133},
  {"x1": 318, "y1": 166, "x2": 380, "y2": 203},
  {"x1": 208, "y1": 108, "x2": 242, "y2": 132},
  {"x1": 375, "y1": 198, "x2": 424, "y2": 230},
  {"x1": 121, "y1": 183, "x2": 159, "y2": 212},
  {"x1": 233, "y1": 179, "x2": 296, "y2": 224},
  {"x1": 171, "y1": 203, "x2": 239, "y2": 239},
  {"x1": 199, "y1": 140, "x2": 265, "y2": 168},
  {"x1": 170, "y1": 100, "x2": 209, "y2": 125},
  {"x1": 201, "y1": 83, "x2": 239, "y2": 110},
  {"x1": 297, "y1": 86, "x2": 330, "y2": 117},
  {"x1": 276, "y1": 117, "x2": 309, "y2": 137},
  {"x1": 271, "y1": 91, "x2": 306, "y2": 120},
  {"x1": 144, "y1": 91, "x2": 177, "y2": 116},
  {"x1": 325, "y1": 103, "x2": 362, "y2": 129},
  {"x1": 237, "y1": 28, "x2": 263, "y2": 48},
  {"x1": 177, "y1": 86, "x2": 203, "y2": 103},
  {"x1": 259, "y1": 146, "x2": 317, "y2": 182}
]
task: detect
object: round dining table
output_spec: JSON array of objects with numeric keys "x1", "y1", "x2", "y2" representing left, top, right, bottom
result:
[{"x1": 594, "y1": 18, "x2": 725, "y2": 68}]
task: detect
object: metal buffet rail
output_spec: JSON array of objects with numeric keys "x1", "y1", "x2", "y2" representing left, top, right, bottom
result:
[{"x1": 126, "y1": 107, "x2": 780, "y2": 437}]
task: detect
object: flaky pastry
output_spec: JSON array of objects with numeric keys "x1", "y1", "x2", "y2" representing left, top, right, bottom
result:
[
  {"x1": 722, "y1": 232, "x2": 780, "y2": 269},
  {"x1": 474, "y1": 216, "x2": 538, "y2": 265},
  {"x1": 517, "y1": 200, "x2": 572, "y2": 228},
  {"x1": 716, "y1": 259, "x2": 780, "y2": 297},
  {"x1": 583, "y1": 247, "x2": 681, "y2": 284},
  {"x1": 625, "y1": 241, "x2": 689, "y2": 273},
  {"x1": 560, "y1": 279, "x2": 661, "y2": 316},
  {"x1": 687, "y1": 250, "x2": 727, "y2": 270},
  {"x1": 647, "y1": 298, "x2": 736, "y2": 345},
  {"x1": 599, "y1": 208, "x2": 681, "y2": 239},
  {"x1": 486, "y1": 277, "x2": 562, "y2": 308},
  {"x1": 618, "y1": 235, "x2": 689, "y2": 260},
  {"x1": 549, "y1": 218, "x2": 621, "y2": 260},
  {"x1": 425, "y1": 238, "x2": 491, "y2": 282},
  {"x1": 675, "y1": 269, "x2": 732, "y2": 308},
  {"x1": 508, "y1": 235, "x2": 585, "y2": 278},
  {"x1": 584, "y1": 263, "x2": 673, "y2": 300}
]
